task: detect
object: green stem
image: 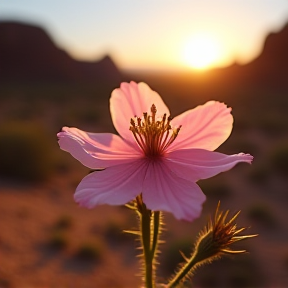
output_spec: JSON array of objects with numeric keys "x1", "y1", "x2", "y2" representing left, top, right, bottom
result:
[
  {"x1": 167, "y1": 253, "x2": 200, "y2": 288},
  {"x1": 140, "y1": 205, "x2": 154, "y2": 288},
  {"x1": 151, "y1": 211, "x2": 160, "y2": 259}
]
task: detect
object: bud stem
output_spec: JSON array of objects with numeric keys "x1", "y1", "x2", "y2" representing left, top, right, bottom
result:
[{"x1": 167, "y1": 252, "x2": 200, "y2": 288}]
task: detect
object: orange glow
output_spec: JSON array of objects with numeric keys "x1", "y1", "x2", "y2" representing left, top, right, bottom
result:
[{"x1": 182, "y1": 34, "x2": 222, "y2": 70}]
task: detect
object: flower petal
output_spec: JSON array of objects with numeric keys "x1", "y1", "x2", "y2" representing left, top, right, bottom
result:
[
  {"x1": 142, "y1": 160, "x2": 206, "y2": 221},
  {"x1": 74, "y1": 159, "x2": 148, "y2": 207},
  {"x1": 166, "y1": 149, "x2": 253, "y2": 181},
  {"x1": 58, "y1": 127, "x2": 141, "y2": 169},
  {"x1": 170, "y1": 101, "x2": 233, "y2": 151},
  {"x1": 110, "y1": 81, "x2": 170, "y2": 143}
]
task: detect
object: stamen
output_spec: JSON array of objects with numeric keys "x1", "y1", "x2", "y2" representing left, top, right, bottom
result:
[
  {"x1": 129, "y1": 104, "x2": 181, "y2": 158},
  {"x1": 151, "y1": 104, "x2": 157, "y2": 123}
]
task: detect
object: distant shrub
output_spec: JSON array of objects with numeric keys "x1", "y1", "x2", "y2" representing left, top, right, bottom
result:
[
  {"x1": 54, "y1": 215, "x2": 73, "y2": 230},
  {"x1": 227, "y1": 255, "x2": 263, "y2": 288},
  {"x1": 75, "y1": 242, "x2": 102, "y2": 261},
  {"x1": 160, "y1": 238, "x2": 193, "y2": 276},
  {"x1": 257, "y1": 114, "x2": 288, "y2": 136},
  {"x1": 198, "y1": 177, "x2": 232, "y2": 199},
  {"x1": 49, "y1": 232, "x2": 69, "y2": 250},
  {"x1": 0, "y1": 122, "x2": 54, "y2": 182},
  {"x1": 103, "y1": 221, "x2": 132, "y2": 246},
  {"x1": 247, "y1": 204, "x2": 276, "y2": 227},
  {"x1": 247, "y1": 165, "x2": 269, "y2": 184},
  {"x1": 194, "y1": 254, "x2": 264, "y2": 288},
  {"x1": 229, "y1": 270, "x2": 256, "y2": 288},
  {"x1": 270, "y1": 143, "x2": 288, "y2": 175},
  {"x1": 0, "y1": 278, "x2": 10, "y2": 288}
]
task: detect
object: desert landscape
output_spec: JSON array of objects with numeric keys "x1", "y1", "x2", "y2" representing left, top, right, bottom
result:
[{"x1": 0, "y1": 21, "x2": 288, "y2": 288}]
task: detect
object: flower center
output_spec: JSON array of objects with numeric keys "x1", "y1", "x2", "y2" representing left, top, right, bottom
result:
[{"x1": 129, "y1": 104, "x2": 181, "y2": 157}]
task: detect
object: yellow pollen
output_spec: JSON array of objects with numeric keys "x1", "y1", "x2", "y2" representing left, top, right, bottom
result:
[{"x1": 129, "y1": 104, "x2": 182, "y2": 157}]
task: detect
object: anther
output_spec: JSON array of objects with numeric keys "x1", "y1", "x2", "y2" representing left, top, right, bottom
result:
[
  {"x1": 129, "y1": 104, "x2": 182, "y2": 157},
  {"x1": 151, "y1": 104, "x2": 157, "y2": 114},
  {"x1": 130, "y1": 119, "x2": 136, "y2": 127}
]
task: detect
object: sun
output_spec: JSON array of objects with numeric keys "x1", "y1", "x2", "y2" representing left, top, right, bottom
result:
[{"x1": 182, "y1": 34, "x2": 222, "y2": 70}]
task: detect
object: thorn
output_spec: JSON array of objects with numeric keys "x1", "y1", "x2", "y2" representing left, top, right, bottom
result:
[
  {"x1": 179, "y1": 250, "x2": 189, "y2": 262},
  {"x1": 123, "y1": 230, "x2": 141, "y2": 236}
]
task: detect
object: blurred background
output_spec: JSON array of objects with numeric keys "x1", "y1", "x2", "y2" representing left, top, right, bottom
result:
[{"x1": 1, "y1": 1, "x2": 288, "y2": 287}]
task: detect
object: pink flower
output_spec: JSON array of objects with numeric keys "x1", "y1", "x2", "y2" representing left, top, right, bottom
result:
[{"x1": 57, "y1": 82, "x2": 252, "y2": 221}]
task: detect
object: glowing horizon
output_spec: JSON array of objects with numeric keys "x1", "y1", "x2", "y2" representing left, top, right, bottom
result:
[{"x1": 1, "y1": 0, "x2": 288, "y2": 71}]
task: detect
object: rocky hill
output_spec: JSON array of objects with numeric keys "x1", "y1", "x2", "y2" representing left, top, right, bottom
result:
[
  {"x1": 244, "y1": 22, "x2": 288, "y2": 90},
  {"x1": 0, "y1": 21, "x2": 122, "y2": 84},
  {"x1": 206, "y1": 22, "x2": 288, "y2": 92},
  {"x1": 1, "y1": 20, "x2": 288, "y2": 93}
]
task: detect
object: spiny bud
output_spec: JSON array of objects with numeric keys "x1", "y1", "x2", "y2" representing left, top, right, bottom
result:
[
  {"x1": 194, "y1": 202, "x2": 257, "y2": 262},
  {"x1": 167, "y1": 202, "x2": 257, "y2": 288}
]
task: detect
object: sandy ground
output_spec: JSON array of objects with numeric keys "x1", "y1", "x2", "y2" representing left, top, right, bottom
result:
[
  {"x1": 0, "y1": 174, "x2": 141, "y2": 288},
  {"x1": 1, "y1": 161, "x2": 288, "y2": 288},
  {"x1": 1, "y1": 127, "x2": 288, "y2": 288}
]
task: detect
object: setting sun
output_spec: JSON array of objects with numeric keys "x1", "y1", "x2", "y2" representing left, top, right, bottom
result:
[{"x1": 182, "y1": 34, "x2": 222, "y2": 70}]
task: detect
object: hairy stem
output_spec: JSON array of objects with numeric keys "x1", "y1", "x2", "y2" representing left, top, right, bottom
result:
[
  {"x1": 167, "y1": 253, "x2": 200, "y2": 288},
  {"x1": 140, "y1": 203, "x2": 154, "y2": 288},
  {"x1": 151, "y1": 211, "x2": 161, "y2": 259},
  {"x1": 136, "y1": 196, "x2": 162, "y2": 288}
]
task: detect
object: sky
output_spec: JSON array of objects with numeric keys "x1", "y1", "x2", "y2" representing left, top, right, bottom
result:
[{"x1": 1, "y1": 0, "x2": 288, "y2": 71}]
